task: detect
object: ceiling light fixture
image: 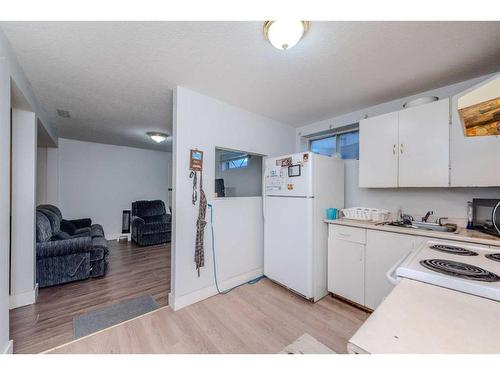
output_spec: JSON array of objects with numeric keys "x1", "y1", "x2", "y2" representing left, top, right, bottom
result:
[
  {"x1": 263, "y1": 21, "x2": 309, "y2": 50},
  {"x1": 147, "y1": 131, "x2": 169, "y2": 143}
]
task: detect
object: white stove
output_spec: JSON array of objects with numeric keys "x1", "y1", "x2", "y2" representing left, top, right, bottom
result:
[{"x1": 387, "y1": 240, "x2": 500, "y2": 302}]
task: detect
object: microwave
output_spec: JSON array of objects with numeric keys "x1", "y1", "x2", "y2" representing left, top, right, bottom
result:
[{"x1": 472, "y1": 198, "x2": 500, "y2": 237}]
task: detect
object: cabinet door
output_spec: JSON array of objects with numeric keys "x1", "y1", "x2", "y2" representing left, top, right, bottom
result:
[
  {"x1": 398, "y1": 98, "x2": 450, "y2": 187},
  {"x1": 359, "y1": 111, "x2": 399, "y2": 188},
  {"x1": 365, "y1": 230, "x2": 414, "y2": 309},
  {"x1": 328, "y1": 237, "x2": 365, "y2": 305}
]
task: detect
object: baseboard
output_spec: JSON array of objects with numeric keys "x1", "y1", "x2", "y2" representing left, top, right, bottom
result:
[
  {"x1": 169, "y1": 268, "x2": 263, "y2": 311},
  {"x1": 2, "y1": 340, "x2": 13, "y2": 354},
  {"x1": 109, "y1": 233, "x2": 131, "y2": 241},
  {"x1": 9, "y1": 288, "x2": 36, "y2": 309}
]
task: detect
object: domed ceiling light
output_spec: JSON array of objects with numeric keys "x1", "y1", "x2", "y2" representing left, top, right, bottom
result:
[
  {"x1": 147, "y1": 131, "x2": 169, "y2": 143},
  {"x1": 263, "y1": 21, "x2": 309, "y2": 50}
]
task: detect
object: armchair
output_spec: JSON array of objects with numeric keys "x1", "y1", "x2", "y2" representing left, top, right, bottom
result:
[
  {"x1": 36, "y1": 211, "x2": 109, "y2": 288},
  {"x1": 131, "y1": 200, "x2": 171, "y2": 246}
]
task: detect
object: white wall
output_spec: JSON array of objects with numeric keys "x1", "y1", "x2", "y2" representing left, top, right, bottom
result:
[
  {"x1": 171, "y1": 86, "x2": 295, "y2": 309},
  {"x1": 0, "y1": 59, "x2": 11, "y2": 353},
  {"x1": 0, "y1": 30, "x2": 57, "y2": 354},
  {"x1": 10, "y1": 109, "x2": 37, "y2": 309},
  {"x1": 215, "y1": 149, "x2": 262, "y2": 197},
  {"x1": 451, "y1": 73, "x2": 500, "y2": 186},
  {"x1": 51, "y1": 138, "x2": 171, "y2": 239},
  {"x1": 345, "y1": 160, "x2": 500, "y2": 223}
]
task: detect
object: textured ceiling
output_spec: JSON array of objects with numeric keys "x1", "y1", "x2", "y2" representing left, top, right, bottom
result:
[{"x1": 2, "y1": 21, "x2": 500, "y2": 151}]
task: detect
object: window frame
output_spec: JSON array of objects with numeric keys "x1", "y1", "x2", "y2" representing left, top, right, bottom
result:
[
  {"x1": 223, "y1": 156, "x2": 249, "y2": 170},
  {"x1": 308, "y1": 124, "x2": 359, "y2": 160}
]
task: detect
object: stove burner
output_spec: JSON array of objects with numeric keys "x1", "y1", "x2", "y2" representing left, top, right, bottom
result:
[
  {"x1": 486, "y1": 253, "x2": 500, "y2": 263},
  {"x1": 420, "y1": 259, "x2": 500, "y2": 282},
  {"x1": 429, "y1": 244, "x2": 478, "y2": 256}
]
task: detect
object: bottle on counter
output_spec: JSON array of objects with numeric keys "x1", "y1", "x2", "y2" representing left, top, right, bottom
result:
[{"x1": 467, "y1": 201, "x2": 473, "y2": 229}]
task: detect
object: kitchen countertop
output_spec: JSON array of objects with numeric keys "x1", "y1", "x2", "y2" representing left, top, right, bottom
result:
[
  {"x1": 347, "y1": 279, "x2": 500, "y2": 354},
  {"x1": 325, "y1": 218, "x2": 500, "y2": 247}
]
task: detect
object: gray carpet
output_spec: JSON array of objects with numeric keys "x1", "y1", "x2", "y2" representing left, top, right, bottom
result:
[{"x1": 73, "y1": 294, "x2": 158, "y2": 339}]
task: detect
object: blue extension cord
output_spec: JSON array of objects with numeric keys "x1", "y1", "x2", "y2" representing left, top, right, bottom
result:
[{"x1": 207, "y1": 203, "x2": 264, "y2": 294}]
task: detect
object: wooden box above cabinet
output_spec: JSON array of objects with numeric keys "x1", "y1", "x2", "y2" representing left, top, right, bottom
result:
[{"x1": 359, "y1": 98, "x2": 450, "y2": 188}]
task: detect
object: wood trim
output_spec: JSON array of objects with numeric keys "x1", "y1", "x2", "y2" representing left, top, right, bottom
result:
[{"x1": 459, "y1": 97, "x2": 500, "y2": 136}]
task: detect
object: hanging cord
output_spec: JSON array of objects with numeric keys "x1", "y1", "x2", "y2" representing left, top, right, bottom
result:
[
  {"x1": 207, "y1": 203, "x2": 264, "y2": 294},
  {"x1": 189, "y1": 171, "x2": 198, "y2": 205},
  {"x1": 195, "y1": 170, "x2": 207, "y2": 277}
]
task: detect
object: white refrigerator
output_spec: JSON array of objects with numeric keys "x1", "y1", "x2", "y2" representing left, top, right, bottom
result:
[{"x1": 263, "y1": 152, "x2": 344, "y2": 301}]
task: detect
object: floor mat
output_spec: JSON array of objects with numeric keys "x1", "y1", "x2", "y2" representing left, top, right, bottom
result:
[{"x1": 73, "y1": 294, "x2": 158, "y2": 339}]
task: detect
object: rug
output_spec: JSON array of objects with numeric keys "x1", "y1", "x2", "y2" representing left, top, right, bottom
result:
[
  {"x1": 279, "y1": 333, "x2": 336, "y2": 354},
  {"x1": 73, "y1": 294, "x2": 158, "y2": 339}
]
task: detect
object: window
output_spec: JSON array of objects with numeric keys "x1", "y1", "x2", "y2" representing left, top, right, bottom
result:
[
  {"x1": 223, "y1": 156, "x2": 248, "y2": 170},
  {"x1": 310, "y1": 129, "x2": 359, "y2": 159}
]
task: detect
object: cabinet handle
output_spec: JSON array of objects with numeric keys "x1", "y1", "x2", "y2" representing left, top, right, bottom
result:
[
  {"x1": 400, "y1": 143, "x2": 404, "y2": 154},
  {"x1": 393, "y1": 144, "x2": 396, "y2": 155}
]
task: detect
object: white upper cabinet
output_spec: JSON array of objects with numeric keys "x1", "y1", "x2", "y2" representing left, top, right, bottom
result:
[
  {"x1": 359, "y1": 111, "x2": 399, "y2": 187},
  {"x1": 359, "y1": 99, "x2": 450, "y2": 188},
  {"x1": 398, "y1": 98, "x2": 450, "y2": 187}
]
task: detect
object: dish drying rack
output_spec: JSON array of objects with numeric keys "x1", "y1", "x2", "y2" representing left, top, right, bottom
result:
[{"x1": 341, "y1": 207, "x2": 390, "y2": 221}]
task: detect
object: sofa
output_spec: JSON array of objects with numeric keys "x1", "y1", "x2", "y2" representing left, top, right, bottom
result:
[
  {"x1": 131, "y1": 200, "x2": 171, "y2": 246},
  {"x1": 35, "y1": 207, "x2": 108, "y2": 288},
  {"x1": 37, "y1": 204, "x2": 104, "y2": 238}
]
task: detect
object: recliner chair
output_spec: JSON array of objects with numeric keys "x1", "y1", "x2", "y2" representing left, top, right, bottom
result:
[
  {"x1": 35, "y1": 211, "x2": 109, "y2": 287},
  {"x1": 37, "y1": 204, "x2": 104, "y2": 238},
  {"x1": 131, "y1": 200, "x2": 171, "y2": 246}
]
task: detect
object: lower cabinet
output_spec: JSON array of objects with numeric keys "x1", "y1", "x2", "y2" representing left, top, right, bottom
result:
[
  {"x1": 328, "y1": 225, "x2": 366, "y2": 306},
  {"x1": 328, "y1": 224, "x2": 497, "y2": 310},
  {"x1": 327, "y1": 225, "x2": 420, "y2": 310},
  {"x1": 364, "y1": 231, "x2": 415, "y2": 309},
  {"x1": 328, "y1": 239, "x2": 365, "y2": 306}
]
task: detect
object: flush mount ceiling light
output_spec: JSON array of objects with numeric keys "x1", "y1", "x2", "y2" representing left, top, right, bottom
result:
[
  {"x1": 263, "y1": 21, "x2": 309, "y2": 50},
  {"x1": 146, "y1": 131, "x2": 169, "y2": 143}
]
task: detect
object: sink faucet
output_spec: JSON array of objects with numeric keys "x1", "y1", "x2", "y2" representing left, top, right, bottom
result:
[{"x1": 421, "y1": 211, "x2": 434, "y2": 223}]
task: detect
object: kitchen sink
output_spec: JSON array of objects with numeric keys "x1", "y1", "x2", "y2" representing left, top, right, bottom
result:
[{"x1": 386, "y1": 221, "x2": 458, "y2": 233}]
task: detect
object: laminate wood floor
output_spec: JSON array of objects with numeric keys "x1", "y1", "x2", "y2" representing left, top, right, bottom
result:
[
  {"x1": 48, "y1": 278, "x2": 370, "y2": 354},
  {"x1": 9, "y1": 240, "x2": 171, "y2": 354}
]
